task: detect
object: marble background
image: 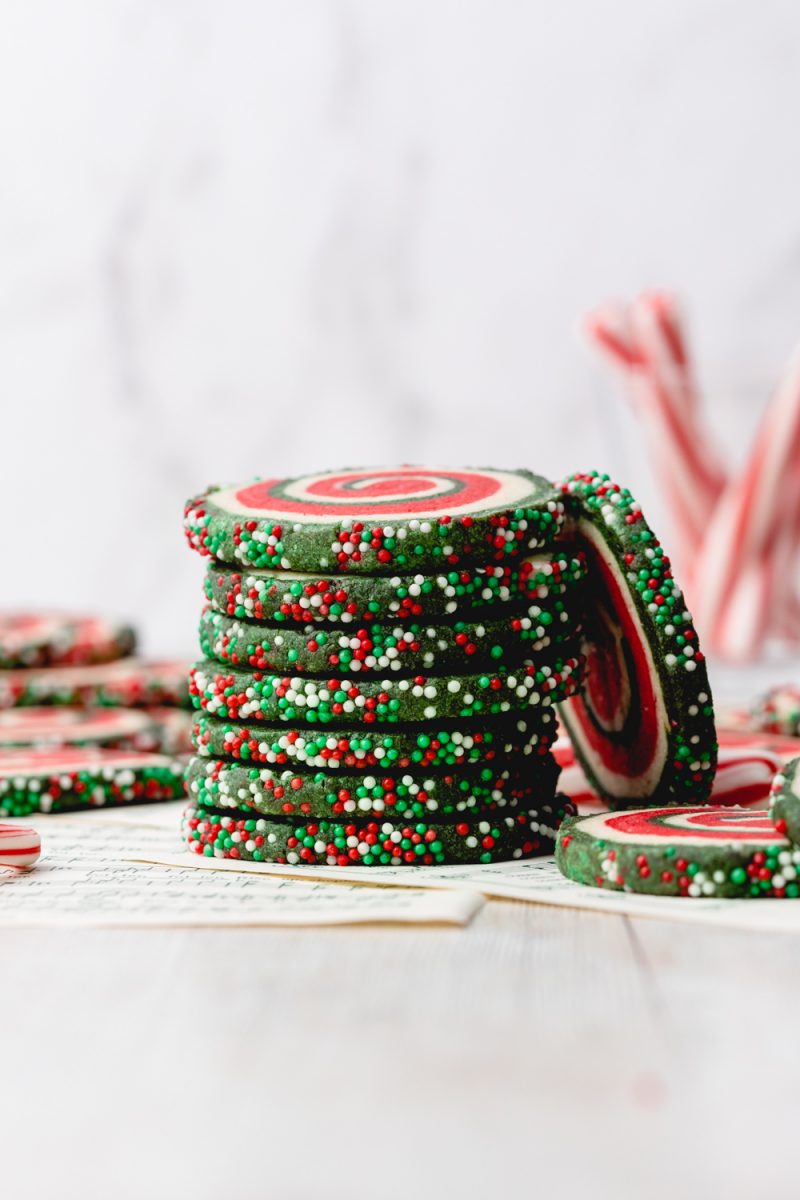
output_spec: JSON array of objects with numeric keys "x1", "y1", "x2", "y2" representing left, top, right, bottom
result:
[{"x1": 3, "y1": 1, "x2": 800, "y2": 655}]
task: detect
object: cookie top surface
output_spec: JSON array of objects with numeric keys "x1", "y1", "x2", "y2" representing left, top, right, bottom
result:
[
  {"x1": 185, "y1": 466, "x2": 565, "y2": 572},
  {"x1": 563, "y1": 805, "x2": 787, "y2": 850}
]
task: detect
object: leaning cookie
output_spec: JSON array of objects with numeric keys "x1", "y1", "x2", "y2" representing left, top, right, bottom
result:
[
  {"x1": 0, "y1": 748, "x2": 186, "y2": 818},
  {"x1": 203, "y1": 550, "x2": 587, "y2": 626},
  {"x1": 182, "y1": 796, "x2": 572, "y2": 867},
  {"x1": 184, "y1": 753, "x2": 560, "y2": 822},
  {"x1": 556, "y1": 806, "x2": 800, "y2": 898},
  {"x1": 189, "y1": 654, "x2": 583, "y2": 726},
  {"x1": 557, "y1": 472, "x2": 717, "y2": 807},
  {"x1": 191, "y1": 707, "x2": 559, "y2": 770},
  {"x1": 184, "y1": 466, "x2": 566, "y2": 572},
  {"x1": 198, "y1": 601, "x2": 578, "y2": 676}
]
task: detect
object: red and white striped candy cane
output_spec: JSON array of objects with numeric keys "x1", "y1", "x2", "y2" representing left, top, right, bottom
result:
[
  {"x1": 586, "y1": 293, "x2": 726, "y2": 573},
  {"x1": 0, "y1": 823, "x2": 41, "y2": 869},
  {"x1": 556, "y1": 734, "x2": 783, "y2": 813},
  {"x1": 694, "y1": 340, "x2": 800, "y2": 658}
]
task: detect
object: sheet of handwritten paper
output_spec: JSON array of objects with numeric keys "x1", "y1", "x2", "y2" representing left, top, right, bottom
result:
[
  {"x1": 133, "y1": 829, "x2": 800, "y2": 934},
  {"x1": 0, "y1": 821, "x2": 483, "y2": 928}
]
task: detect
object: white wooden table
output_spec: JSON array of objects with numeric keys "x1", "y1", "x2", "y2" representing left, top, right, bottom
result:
[{"x1": 2, "y1": 898, "x2": 797, "y2": 1200}]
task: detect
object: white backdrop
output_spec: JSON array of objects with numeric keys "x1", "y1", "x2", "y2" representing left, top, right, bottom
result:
[{"x1": 2, "y1": 1, "x2": 800, "y2": 655}]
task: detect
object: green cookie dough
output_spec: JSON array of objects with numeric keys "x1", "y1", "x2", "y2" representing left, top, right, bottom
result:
[
  {"x1": 197, "y1": 601, "x2": 579, "y2": 676},
  {"x1": 191, "y1": 710, "x2": 560, "y2": 771},
  {"x1": 189, "y1": 654, "x2": 583, "y2": 727},
  {"x1": 184, "y1": 752, "x2": 560, "y2": 821},
  {"x1": 184, "y1": 466, "x2": 566, "y2": 572},
  {"x1": 556, "y1": 806, "x2": 800, "y2": 898},
  {"x1": 182, "y1": 795, "x2": 573, "y2": 867},
  {"x1": 203, "y1": 551, "x2": 587, "y2": 625}
]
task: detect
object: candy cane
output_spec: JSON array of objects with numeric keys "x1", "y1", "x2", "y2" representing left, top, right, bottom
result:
[
  {"x1": 556, "y1": 735, "x2": 784, "y2": 812},
  {"x1": 587, "y1": 293, "x2": 800, "y2": 660},
  {"x1": 694, "y1": 340, "x2": 800, "y2": 658},
  {"x1": 0, "y1": 823, "x2": 41, "y2": 869},
  {"x1": 586, "y1": 295, "x2": 726, "y2": 571}
]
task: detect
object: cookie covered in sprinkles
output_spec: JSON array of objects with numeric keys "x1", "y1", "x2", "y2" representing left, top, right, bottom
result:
[
  {"x1": 183, "y1": 796, "x2": 572, "y2": 867},
  {"x1": 0, "y1": 707, "x2": 162, "y2": 751},
  {"x1": 185, "y1": 466, "x2": 565, "y2": 573},
  {"x1": 769, "y1": 756, "x2": 800, "y2": 845},
  {"x1": 0, "y1": 748, "x2": 185, "y2": 818},
  {"x1": 203, "y1": 550, "x2": 587, "y2": 626},
  {"x1": 0, "y1": 658, "x2": 191, "y2": 710},
  {"x1": 557, "y1": 806, "x2": 799, "y2": 899},
  {"x1": 0, "y1": 613, "x2": 136, "y2": 670},
  {"x1": 189, "y1": 654, "x2": 583, "y2": 726},
  {"x1": 185, "y1": 753, "x2": 561, "y2": 821},
  {"x1": 191, "y1": 710, "x2": 559, "y2": 770},
  {"x1": 198, "y1": 601, "x2": 579, "y2": 676}
]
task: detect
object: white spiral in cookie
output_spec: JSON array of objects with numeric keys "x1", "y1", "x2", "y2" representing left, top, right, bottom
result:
[
  {"x1": 576, "y1": 806, "x2": 786, "y2": 848},
  {"x1": 212, "y1": 467, "x2": 540, "y2": 523}
]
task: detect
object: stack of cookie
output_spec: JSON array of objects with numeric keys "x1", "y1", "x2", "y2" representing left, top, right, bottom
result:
[
  {"x1": 0, "y1": 613, "x2": 189, "y2": 817},
  {"x1": 182, "y1": 467, "x2": 587, "y2": 867}
]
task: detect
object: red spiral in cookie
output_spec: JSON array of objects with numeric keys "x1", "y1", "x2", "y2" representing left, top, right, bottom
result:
[{"x1": 226, "y1": 468, "x2": 528, "y2": 519}]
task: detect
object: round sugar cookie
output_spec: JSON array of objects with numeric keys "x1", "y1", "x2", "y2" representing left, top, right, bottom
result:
[
  {"x1": 203, "y1": 551, "x2": 588, "y2": 626},
  {"x1": 0, "y1": 613, "x2": 135, "y2": 670},
  {"x1": 198, "y1": 602, "x2": 579, "y2": 676},
  {"x1": 0, "y1": 658, "x2": 190, "y2": 710},
  {"x1": 189, "y1": 654, "x2": 583, "y2": 726},
  {"x1": 769, "y1": 756, "x2": 800, "y2": 844},
  {"x1": 0, "y1": 747, "x2": 185, "y2": 817},
  {"x1": 556, "y1": 806, "x2": 799, "y2": 898},
  {"x1": 185, "y1": 752, "x2": 559, "y2": 822},
  {"x1": 750, "y1": 685, "x2": 800, "y2": 738},
  {"x1": 192, "y1": 710, "x2": 559, "y2": 771},
  {"x1": 184, "y1": 466, "x2": 565, "y2": 572},
  {"x1": 0, "y1": 823, "x2": 41, "y2": 868},
  {"x1": 0, "y1": 707, "x2": 161, "y2": 751},
  {"x1": 182, "y1": 796, "x2": 572, "y2": 867},
  {"x1": 556, "y1": 472, "x2": 717, "y2": 807}
]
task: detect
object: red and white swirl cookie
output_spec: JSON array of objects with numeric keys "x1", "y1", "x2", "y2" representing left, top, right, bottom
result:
[
  {"x1": 557, "y1": 806, "x2": 798, "y2": 898},
  {"x1": 184, "y1": 466, "x2": 565, "y2": 572},
  {"x1": 556, "y1": 473, "x2": 717, "y2": 807},
  {"x1": 0, "y1": 613, "x2": 135, "y2": 669}
]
